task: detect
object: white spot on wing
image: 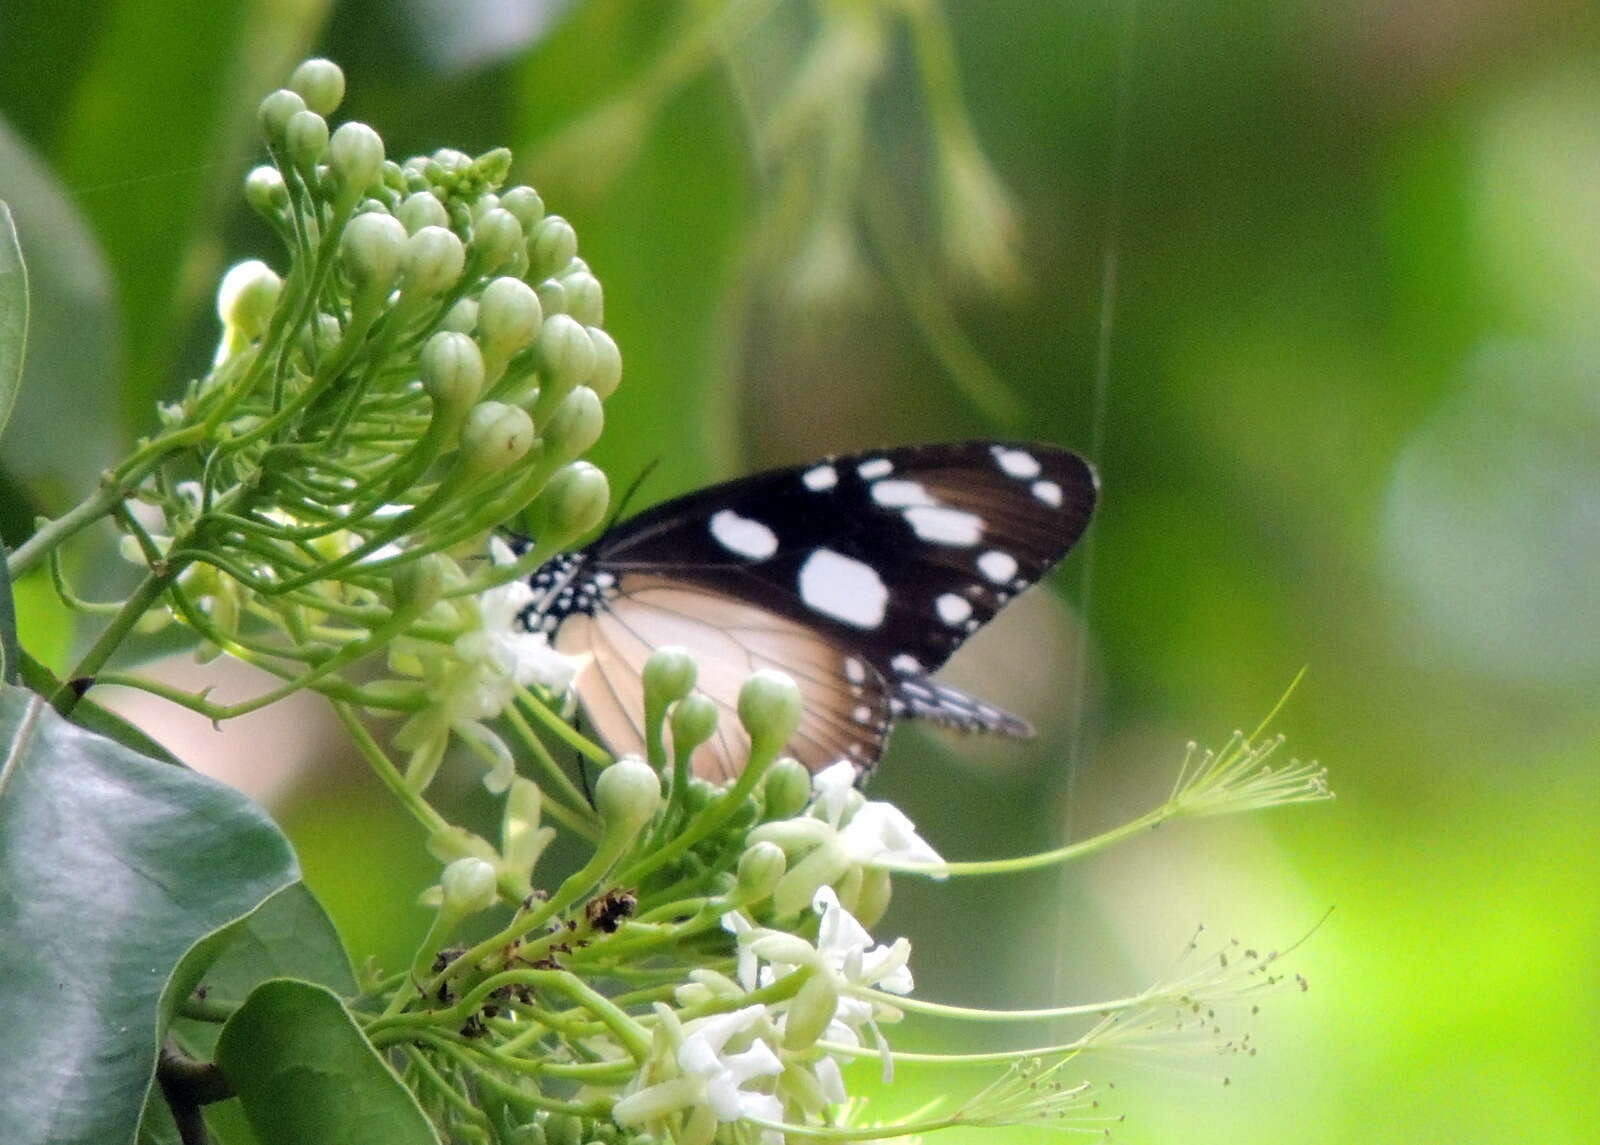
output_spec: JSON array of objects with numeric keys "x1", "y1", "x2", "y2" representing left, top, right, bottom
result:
[
  {"x1": 852, "y1": 704, "x2": 872, "y2": 723},
  {"x1": 857, "y1": 458, "x2": 893, "y2": 479},
  {"x1": 844, "y1": 656, "x2": 867, "y2": 684},
  {"x1": 993, "y1": 446, "x2": 1042, "y2": 479},
  {"x1": 709, "y1": 509, "x2": 778, "y2": 559},
  {"x1": 891, "y1": 653, "x2": 923, "y2": 674},
  {"x1": 798, "y1": 548, "x2": 888, "y2": 629},
  {"x1": 802, "y1": 464, "x2": 838, "y2": 491},
  {"x1": 905, "y1": 506, "x2": 984, "y2": 546},
  {"x1": 870, "y1": 479, "x2": 936, "y2": 507},
  {"x1": 978, "y1": 550, "x2": 1018, "y2": 583},
  {"x1": 1031, "y1": 480, "x2": 1064, "y2": 508},
  {"x1": 936, "y1": 592, "x2": 973, "y2": 625}
]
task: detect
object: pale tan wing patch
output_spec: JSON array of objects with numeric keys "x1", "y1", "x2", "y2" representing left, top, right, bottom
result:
[{"x1": 556, "y1": 574, "x2": 890, "y2": 781}]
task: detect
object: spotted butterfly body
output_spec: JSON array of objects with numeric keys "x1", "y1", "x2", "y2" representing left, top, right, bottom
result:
[{"x1": 516, "y1": 441, "x2": 1098, "y2": 782}]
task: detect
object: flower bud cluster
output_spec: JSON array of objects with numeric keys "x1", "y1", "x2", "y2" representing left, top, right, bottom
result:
[{"x1": 115, "y1": 58, "x2": 621, "y2": 790}]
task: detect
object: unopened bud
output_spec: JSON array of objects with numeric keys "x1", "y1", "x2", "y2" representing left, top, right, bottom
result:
[
  {"x1": 392, "y1": 552, "x2": 449, "y2": 612},
  {"x1": 440, "y1": 857, "x2": 498, "y2": 915},
  {"x1": 477, "y1": 277, "x2": 542, "y2": 360},
  {"x1": 595, "y1": 756, "x2": 662, "y2": 834},
  {"x1": 441, "y1": 296, "x2": 478, "y2": 333},
  {"x1": 473, "y1": 207, "x2": 524, "y2": 272},
  {"x1": 474, "y1": 147, "x2": 513, "y2": 187},
  {"x1": 543, "y1": 386, "x2": 603, "y2": 460},
  {"x1": 258, "y1": 89, "x2": 306, "y2": 145},
  {"x1": 397, "y1": 191, "x2": 449, "y2": 234},
  {"x1": 853, "y1": 866, "x2": 893, "y2": 929},
  {"x1": 328, "y1": 121, "x2": 385, "y2": 201},
  {"x1": 216, "y1": 260, "x2": 282, "y2": 340},
  {"x1": 402, "y1": 225, "x2": 466, "y2": 298},
  {"x1": 534, "y1": 313, "x2": 596, "y2": 388},
  {"x1": 560, "y1": 270, "x2": 603, "y2": 325},
  {"x1": 535, "y1": 277, "x2": 567, "y2": 317},
  {"x1": 339, "y1": 211, "x2": 407, "y2": 296},
  {"x1": 736, "y1": 841, "x2": 787, "y2": 903},
  {"x1": 459, "y1": 401, "x2": 533, "y2": 474},
  {"x1": 643, "y1": 647, "x2": 697, "y2": 708},
  {"x1": 783, "y1": 973, "x2": 840, "y2": 1050},
  {"x1": 761, "y1": 757, "x2": 812, "y2": 821},
  {"x1": 586, "y1": 327, "x2": 622, "y2": 397},
  {"x1": 738, "y1": 671, "x2": 803, "y2": 755},
  {"x1": 284, "y1": 109, "x2": 328, "y2": 168},
  {"x1": 527, "y1": 214, "x2": 578, "y2": 280},
  {"x1": 669, "y1": 693, "x2": 719, "y2": 756},
  {"x1": 243, "y1": 165, "x2": 289, "y2": 216},
  {"x1": 420, "y1": 332, "x2": 484, "y2": 413},
  {"x1": 533, "y1": 461, "x2": 609, "y2": 542},
  {"x1": 500, "y1": 185, "x2": 545, "y2": 227},
  {"x1": 289, "y1": 58, "x2": 345, "y2": 115}
]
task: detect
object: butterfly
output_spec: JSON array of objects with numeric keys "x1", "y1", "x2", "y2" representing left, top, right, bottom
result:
[{"x1": 515, "y1": 441, "x2": 1098, "y2": 783}]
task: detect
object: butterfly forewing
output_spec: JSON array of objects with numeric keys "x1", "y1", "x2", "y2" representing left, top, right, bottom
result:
[{"x1": 532, "y1": 441, "x2": 1097, "y2": 781}]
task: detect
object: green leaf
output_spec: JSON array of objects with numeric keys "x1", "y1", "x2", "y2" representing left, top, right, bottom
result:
[
  {"x1": 0, "y1": 200, "x2": 27, "y2": 448},
  {"x1": 0, "y1": 116, "x2": 118, "y2": 510},
  {"x1": 216, "y1": 979, "x2": 440, "y2": 1145},
  {"x1": 172, "y1": 884, "x2": 357, "y2": 1058},
  {"x1": 0, "y1": 684, "x2": 299, "y2": 1145}
]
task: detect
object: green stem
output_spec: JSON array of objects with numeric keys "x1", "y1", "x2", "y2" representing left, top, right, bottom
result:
[{"x1": 7, "y1": 481, "x2": 130, "y2": 578}]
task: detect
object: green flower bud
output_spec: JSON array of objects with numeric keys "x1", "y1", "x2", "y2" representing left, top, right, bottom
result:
[
  {"x1": 473, "y1": 208, "x2": 525, "y2": 272},
  {"x1": 381, "y1": 160, "x2": 407, "y2": 192},
  {"x1": 560, "y1": 270, "x2": 604, "y2": 325},
  {"x1": 397, "y1": 190, "x2": 449, "y2": 234},
  {"x1": 669, "y1": 693, "x2": 719, "y2": 756},
  {"x1": 474, "y1": 146, "x2": 513, "y2": 187},
  {"x1": 772, "y1": 843, "x2": 851, "y2": 917},
  {"x1": 339, "y1": 211, "x2": 407, "y2": 296},
  {"x1": 440, "y1": 857, "x2": 498, "y2": 915},
  {"x1": 420, "y1": 331, "x2": 485, "y2": 412},
  {"x1": 289, "y1": 58, "x2": 345, "y2": 115},
  {"x1": 392, "y1": 552, "x2": 449, "y2": 612},
  {"x1": 543, "y1": 1114, "x2": 582, "y2": 1145},
  {"x1": 585, "y1": 327, "x2": 622, "y2": 398},
  {"x1": 534, "y1": 313, "x2": 597, "y2": 388},
  {"x1": 244, "y1": 165, "x2": 289, "y2": 216},
  {"x1": 543, "y1": 386, "x2": 604, "y2": 461},
  {"x1": 684, "y1": 778, "x2": 718, "y2": 813},
  {"x1": 427, "y1": 147, "x2": 472, "y2": 187},
  {"x1": 643, "y1": 647, "x2": 697, "y2": 708},
  {"x1": 527, "y1": 214, "x2": 578, "y2": 280},
  {"x1": 500, "y1": 185, "x2": 545, "y2": 227},
  {"x1": 258, "y1": 88, "x2": 306, "y2": 145},
  {"x1": 738, "y1": 670, "x2": 803, "y2": 753},
  {"x1": 595, "y1": 756, "x2": 662, "y2": 834},
  {"x1": 441, "y1": 296, "x2": 478, "y2": 333},
  {"x1": 402, "y1": 225, "x2": 466, "y2": 298},
  {"x1": 284, "y1": 109, "x2": 329, "y2": 168},
  {"x1": 469, "y1": 193, "x2": 501, "y2": 221},
  {"x1": 853, "y1": 866, "x2": 892, "y2": 929},
  {"x1": 783, "y1": 972, "x2": 840, "y2": 1050},
  {"x1": 761, "y1": 757, "x2": 812, "y2": 821},
  {"x1": 535, "y1": 277, "x2": 568, "y2": 317},
  {"x1": 216, "y1": 260, "x2": 282, "y2": 341},
  {"x1": 508, "y1": 1125, "x2": 546, "y2": 1145},
  {"x1": 459, "y1": 401, "x2": 534, "y2": 474},
  {"x1": 478, "y1": 276, "x2": 543, "y2": 360},
  {"x1": 533, "y1": 461, "x2": 610, "y2": 542},
  {"x1": 737, "y1": 840, "x2": 787, "y2": 903},
  {"x1": 329, "y1": 121, "x2": 385, "y2": 199}
]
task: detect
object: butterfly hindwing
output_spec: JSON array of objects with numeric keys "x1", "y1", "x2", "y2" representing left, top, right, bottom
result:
[{"x1": 528, "y1": 441, "x2": 1097, "y2": 780}]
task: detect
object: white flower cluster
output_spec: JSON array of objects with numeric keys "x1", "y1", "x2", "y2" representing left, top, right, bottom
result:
[
  {"x1": 390, "y1": 537, "x2": 584, "y2": 792},
  {"x1": 614, "y1": 882, "x2": 914, "y2": 1143}
]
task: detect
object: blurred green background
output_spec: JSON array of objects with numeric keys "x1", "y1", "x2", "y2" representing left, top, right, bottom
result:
[{"x1": 3, "y1": 1, "x2": 1597, "y2": 1141}]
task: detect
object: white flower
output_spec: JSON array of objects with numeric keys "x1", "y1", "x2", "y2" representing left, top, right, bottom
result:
[
  {"x1": 613, "y1": 1005, "x2": 784, "y2": 1137},
  {"x1": 810, "y1": 761, "x2": 947, "y2": 873},
  {"x1": 390, "y1": 539, "x2": 584, "y2": 791},
  {"x1": 812, "y1": 886, "x2": 913, "y2": 997}
]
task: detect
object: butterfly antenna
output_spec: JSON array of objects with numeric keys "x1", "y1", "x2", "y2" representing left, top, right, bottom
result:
[{"x1": 603, "y1": 459, "x2": 662, "y2": 533}]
